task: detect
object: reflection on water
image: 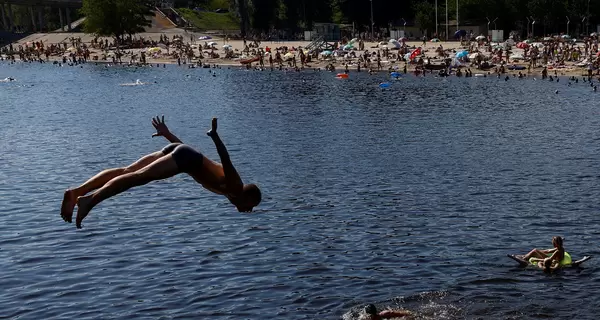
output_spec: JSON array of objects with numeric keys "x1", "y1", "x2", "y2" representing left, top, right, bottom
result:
[{"x1": 0, "y1": 62, "x2": 599, "y2": 319}]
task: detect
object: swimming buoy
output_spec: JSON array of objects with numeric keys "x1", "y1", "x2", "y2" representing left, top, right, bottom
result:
[
  {"x1": 390, "y1": 72, "x2": 401, "y2": 78},
  {"x1": 379, "y1": 82, "x2": 391, "y2": 89},
  {"x1": 336, "y1": 73, "x2": 349, "y2": 79},
  {"x1": 528, "y1": 251, "x2": 572, "y2": 266}
]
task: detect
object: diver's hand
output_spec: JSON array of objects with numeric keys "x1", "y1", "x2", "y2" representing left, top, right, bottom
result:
[{"x1": 151, "y1": 115, "x2": 171, "y2": 137}]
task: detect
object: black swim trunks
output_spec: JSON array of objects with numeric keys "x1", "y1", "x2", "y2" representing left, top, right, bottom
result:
[{"x1": 161, "y1": 143, "x2": 204, "y2": 173}]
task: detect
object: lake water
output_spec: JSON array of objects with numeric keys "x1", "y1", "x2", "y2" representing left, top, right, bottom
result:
[{"x1": 1, "y1": 62, "x2": 599, "y2": 319}]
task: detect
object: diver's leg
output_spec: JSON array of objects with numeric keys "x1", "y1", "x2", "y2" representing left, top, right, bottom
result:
[
  {"x1": 75, "y1": 154, "x2": 180, "y2": 228},
  {"x1": 61, "y1": 144, "x2": 180, "y2": 223}
]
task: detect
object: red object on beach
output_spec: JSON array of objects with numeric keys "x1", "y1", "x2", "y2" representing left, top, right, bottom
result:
[
  {"x1": 409, "y1": 47, "x2": 422, "y2": 61},
  {"x1": 516, "y1": 42, "x2": 529, "y2": 49},
  {"x1": 240, "y1": 57, "x2": 260, "y2": 65}
]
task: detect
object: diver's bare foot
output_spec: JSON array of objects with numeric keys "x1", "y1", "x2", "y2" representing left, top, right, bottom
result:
[
  {"x1": 76, "y1": 195, "x2": 93, "y2": 229},
  {"x1": 61, "y1": 189, "x2": 78, "y2": 223}
]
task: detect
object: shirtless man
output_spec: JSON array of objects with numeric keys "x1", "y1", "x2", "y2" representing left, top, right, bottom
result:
[{"x1": 61, "y1": 116, "x2": 261, "y2": 228}]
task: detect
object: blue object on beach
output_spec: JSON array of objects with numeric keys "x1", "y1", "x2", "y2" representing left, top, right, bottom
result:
[
  {"x1": 456, "y1": 51, "x2": 469, "y2": 58},
  {"x1": 454, "y1": 30, "x2": 466, "y2": 38},
  {"x1": 379, "y1": 82, "x2": 391, "y2": 89}
]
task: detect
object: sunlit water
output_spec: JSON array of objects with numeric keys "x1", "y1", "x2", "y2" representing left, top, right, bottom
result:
[{"x1": 1, "y1": 61, "x2": 599, "y2": 319}]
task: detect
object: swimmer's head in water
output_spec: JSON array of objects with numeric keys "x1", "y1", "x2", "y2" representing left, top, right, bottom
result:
[
  {"x1": 364, "y1": 304, "x2": 377, "y2": 315},
  {"x1": 235, "y1": 184, "x2": 262, "y2": 212}
]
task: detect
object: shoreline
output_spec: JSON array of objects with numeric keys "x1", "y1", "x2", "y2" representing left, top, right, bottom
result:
[{"x1": 2, "y1": 32, "x2": 598, "y2": 78}]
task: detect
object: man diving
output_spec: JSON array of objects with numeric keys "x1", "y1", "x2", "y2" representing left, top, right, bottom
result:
[{"x1": 60, "y1": 116, "x2": 261, "y2": 228}]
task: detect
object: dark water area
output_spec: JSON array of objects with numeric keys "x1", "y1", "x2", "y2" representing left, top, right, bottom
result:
[{"x1": 1, "y1": 62, "x2": 600, "y2": 319}]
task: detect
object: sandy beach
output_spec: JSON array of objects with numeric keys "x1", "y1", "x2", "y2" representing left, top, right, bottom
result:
[{"x1": 2, "y1": 31, "x2": 598, "y2": 77}]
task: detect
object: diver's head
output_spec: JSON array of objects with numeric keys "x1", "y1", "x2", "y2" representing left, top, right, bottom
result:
[{"x1": 235, "y1": 184, "x2": 262, "y2": 212}]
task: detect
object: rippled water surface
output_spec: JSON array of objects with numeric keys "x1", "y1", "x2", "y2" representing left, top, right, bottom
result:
[{"x1": 1, "y1": 62, "x2": 600, "y2": 319}]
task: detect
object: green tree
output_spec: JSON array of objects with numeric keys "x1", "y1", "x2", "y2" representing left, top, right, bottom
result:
[
  {"x1": 81, "y1": 0, "x2": 152, "y2": 41},
  {"x1": 413, "y1": 1, "x2": 435, "y2": 36}
]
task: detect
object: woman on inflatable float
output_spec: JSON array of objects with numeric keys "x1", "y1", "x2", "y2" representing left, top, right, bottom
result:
[{"x1": 510, "y1": 236, "x2": 569, "y2": 272}]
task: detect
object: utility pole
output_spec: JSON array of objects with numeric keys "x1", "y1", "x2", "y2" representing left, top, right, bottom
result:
[
  {"x1": 566, "y1": 16, "x2": 570, "y2": 35},
  {"x1": 531, "y1": 17, "x2": 535, "y2": 38},
  {"x1": 526, "y1": 17, "x2": 530, "y2": 38},
  {"x1": 435, "y1": 0, "x2": 438, "y2": 37},
  {"x1": 370, "y1": 0, "x2": 374, "y2": 40},
  {"x1": 445, "y1": 0, "x2": 448, "y2": 41}
]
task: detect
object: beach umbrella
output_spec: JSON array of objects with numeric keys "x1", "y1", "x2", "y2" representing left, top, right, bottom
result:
[
  {"x1": 223, "y1": 44, "x2": 232, "y2": 49},
  {"x1": 516, "y1": 42, "x2": 529, "y2": 49},
  {"x1": 208, "y1": 41, "x2": 217, "y2": 46},
  {"x1": 523, "y1": 39, "x2": 533, "y2": 44},
  {"x1": 350, "y1": 38, "x2": 358, "y2": 43},
  {"x1": 198, "y1": 36, "x2": 212, "y2": 40},
  {"x1": 343, "y1": 44, "x2": 354, "y2": 50},
  {"x1": 388, "y1": 39, "x2": 401, "y2": 49},
  {"x1": 561, "y1": 35, "x2": 571, "y2": 39},
  {"x1": 468, "y1": 52, "x2": 481, "y2": 59},
  {"x1": 456, "y1": 50, "x2": 469, "y2": 58},
  {"x1": 284, "y1": 52, "x2": 295, "y2": 60},
  {"x1": 476, "y1": 35, "x2": 486, "y2": 41},
  {"x1": 591, "y1": 32, "x2": 598, "y2": 37},
  {"x1": 147, "y1": 47, "x2": 161, "y2": 53},
  {"x1": 543, "y1": 37, "x2": 552, "y2": 41},
  {"x1": 430, "y1": 38, "x2": 440, "y2": 42},
  {"x1": 320, "y1": 50, "x2": 332, "y2": 56},
  {"x1": 454, "y1": 30, "x2": 467, "y2": 38}
]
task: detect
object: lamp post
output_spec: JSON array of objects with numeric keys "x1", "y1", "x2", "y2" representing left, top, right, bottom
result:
[
  {"x1": 456, "y1": 0, "x2": 459, "y2": 35},
  {"x1": 566, "y1": 16, "x2": 570, "y2": 35},
  {"x1": 526, "y1": 17, "x2": 530, "y2": 38},
  {"x1": 493, "y1": 17, "x2": 498, "y2": 30},
  {"x1": 582, "y1": 16, "x2": 586, "y2": 36},
  {"x1": 401, "y1": 18, "x2": 406, "y2": 36},
  {"x1": 588, "y1": 0, "x2": 591, "y2": 36},
  {"x1": 487, "y1": 16, "x2": 490, "y2": 35},
  {"x1": 370, "y1": 0, "x2": 374, "y2": 40},
  {"x1": 531, "y1": 16, "x2": 535, "y2": 38}
]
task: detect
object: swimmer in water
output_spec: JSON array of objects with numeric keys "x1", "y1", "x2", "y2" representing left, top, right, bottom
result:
[
  {"x1": 521, "y1": 236, "x2": 566, "y2": 266},
  {"x1": 61, "y1": 116, "x2": 262, "y2": 228},
  {"x1": 362, "y1": 304, "x2": 412, "y2": 319}
]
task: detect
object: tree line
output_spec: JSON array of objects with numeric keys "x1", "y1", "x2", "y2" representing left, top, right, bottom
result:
[
  {"x1": 226, "y1": 0, "x2": 599, "y2": 37},
  {"x1": 79, "y1": 0, "x2": 600, "y2": 41}
]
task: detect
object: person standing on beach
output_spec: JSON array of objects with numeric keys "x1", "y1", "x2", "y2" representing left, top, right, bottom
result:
[{"x1": 60, "y1": 116, "x2": 261, "y2": 228}]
